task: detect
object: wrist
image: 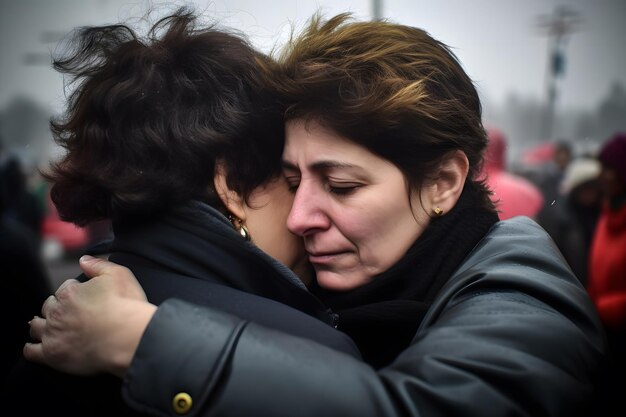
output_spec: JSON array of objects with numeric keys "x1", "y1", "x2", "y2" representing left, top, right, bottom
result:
[{"x1": 108, "y1": 301, "x2": 158, "y2": 378}]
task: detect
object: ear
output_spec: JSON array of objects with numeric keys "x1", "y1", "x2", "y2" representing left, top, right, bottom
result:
[
  {"x1": 429, "y1": 150, "x2": 469, "y2": 213},
  {"x1": 213, "y1": 161, "x2": 247, "y2": 221}
]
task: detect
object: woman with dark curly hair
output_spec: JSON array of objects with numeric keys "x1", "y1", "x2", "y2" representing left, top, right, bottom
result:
[
  {"x1": 26, "y1": 12, "x2": 605, "y2": 417},
  {"x1": 3, "y1": 8, "x2": 359, "y2": 415}
]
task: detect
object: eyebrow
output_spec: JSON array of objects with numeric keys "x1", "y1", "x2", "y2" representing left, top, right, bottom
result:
[{"x1": 282, "y1": 160, "x2": 359, "y2": 172}]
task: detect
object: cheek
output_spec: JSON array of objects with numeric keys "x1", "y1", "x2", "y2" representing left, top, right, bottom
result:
[
  {"x1": 350, "y1": 200, "x2": 424, "y2": 268},
  {"x1": 271, "y1": 196, "x2": 305, "y2": 267},
  {"x1": 338, "y1": 205, "x2": 398, "y2": 254},
  {"x1": 280, "y1": 232, "x2": 307, "y2": 272},
  {"x1": 246, "y1": 192, "x2": 301, "y2": 267},
  {"x1": 255, "y1": 221, "x2": 304, "y2": 268}
]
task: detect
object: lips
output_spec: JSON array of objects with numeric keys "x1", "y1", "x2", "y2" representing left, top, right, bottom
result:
[{"x1": 307, "y1": 251, "x2": 349, "y2": 264}]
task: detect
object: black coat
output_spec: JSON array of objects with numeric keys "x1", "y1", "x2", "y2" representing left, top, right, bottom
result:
[
  {"x1": 0, "y1": 218, "x2": 50, "y2": 383},
  {"x1": 120, "y1": 217, "x2": 606, "y2": 417},
  {"x1": 2, "y1": 201, "x2": 359, "y2": 416}
]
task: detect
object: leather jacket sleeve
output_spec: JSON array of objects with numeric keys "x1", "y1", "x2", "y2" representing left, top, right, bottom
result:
[{"x1": 121, "y1": 218, "x2": 606, "y2": 417}]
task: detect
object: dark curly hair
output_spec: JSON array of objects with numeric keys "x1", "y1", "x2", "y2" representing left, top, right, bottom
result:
[{"x1": 45, "y1": 8, "x2": 284, "y2": 226}]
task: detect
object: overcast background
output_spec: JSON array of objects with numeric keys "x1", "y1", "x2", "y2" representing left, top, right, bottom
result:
[{"x1": 1, "y1": 0, "x2": 625, "y2": 167}]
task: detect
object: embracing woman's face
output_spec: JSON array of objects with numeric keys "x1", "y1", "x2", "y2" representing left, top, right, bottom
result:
[
  {"x1": 244, "y1": 175, "x2": 311, "y2": 284},
  {"x1": 282, "y1": 119, "x2": 431, "y2": 291}
]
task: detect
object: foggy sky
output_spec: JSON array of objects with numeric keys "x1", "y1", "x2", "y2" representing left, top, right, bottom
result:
[{"x1": 1, "y1": 0, "x2": 625, "y2": 114}]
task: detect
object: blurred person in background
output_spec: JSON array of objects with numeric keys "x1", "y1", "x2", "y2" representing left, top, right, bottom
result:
[
  {"x1": 587, "y1": 132, "x2": 626, "y2": 417},
  {"x1": 0, "y1": 137, "x2": 51, "y2": 384},
  {"x1": 481, "y1": 127, "x2": 543, "y2": 219},
  {"x1": 0, "y1": 148, "x2": 44, "y2": 240},
  {"x1": 537, "y1": 157, "x2": 602, "y2": 286},
  {"x1": 537, "y1": 140, "x2": 573, "y2": 208}
]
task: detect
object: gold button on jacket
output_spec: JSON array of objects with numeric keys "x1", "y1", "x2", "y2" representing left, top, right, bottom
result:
[{"x1": 172, "y1": 392, "x2": 192, "y2": 414}]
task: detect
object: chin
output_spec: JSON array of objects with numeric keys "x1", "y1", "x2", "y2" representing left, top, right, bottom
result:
[{"x1": 315, "y1": 271, "x2": 364, "y2": 292}]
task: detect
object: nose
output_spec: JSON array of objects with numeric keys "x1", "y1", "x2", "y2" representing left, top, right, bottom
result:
[{"x1": 287, "y1": 181, "x2": 331, "y2": 237}]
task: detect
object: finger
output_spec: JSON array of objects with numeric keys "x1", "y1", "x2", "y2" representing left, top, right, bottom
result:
[
  {"x1": 79, "y1": 255, "x2": 124, "y2": 279},
  {"x1": 56, "y1": 278, "x2": 80, "y2": 295},
  {"x1": 29, "y1": 316, "x2": 47, "y2": 341},
  {"x1": 41, "y1": 294, "x2": 57, "y2": 318},
  {"x1": 23, "y1": 342, "x2": 45, "y2": 364}
]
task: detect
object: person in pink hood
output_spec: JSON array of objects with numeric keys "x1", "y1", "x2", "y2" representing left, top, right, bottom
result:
[{"x1": 482, "y1": 127, "x2": 544, "y2": 220}]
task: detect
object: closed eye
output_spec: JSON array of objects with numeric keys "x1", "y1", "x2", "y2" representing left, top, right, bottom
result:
[
  {"x1": 328, "y1": 183, "x2": 361, "y2": 195},
  {"x1": 284, "y1": 176, "x2": 300, "y2": 193}
]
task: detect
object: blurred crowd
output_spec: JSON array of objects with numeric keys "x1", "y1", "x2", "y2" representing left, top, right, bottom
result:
[{"x1": 483, "y1": 129, "x2": 626, "y2": 417}]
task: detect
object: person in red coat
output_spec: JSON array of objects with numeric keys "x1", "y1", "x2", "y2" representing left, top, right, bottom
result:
[
  {"x1": 587, "y1": 132, "x2": 626, "y2": 417},
  {"x1": 589, "y1": 132, "x2": 626, "y2": 328},
  {"x1": 482, "y1": 127, "x2": 544, "y2": 220}
]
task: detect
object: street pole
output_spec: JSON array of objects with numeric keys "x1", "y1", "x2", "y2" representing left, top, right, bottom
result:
[
  {"x1": 372, "y1": 0, "x2": 383, "y2": 20},
  {"x1": 536, "y1": 5, "x2": 581, "y2": 140}
]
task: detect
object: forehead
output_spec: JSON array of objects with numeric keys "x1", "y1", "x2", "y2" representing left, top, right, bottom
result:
[
  {"x1": 282, "y1": 120, "x2": 411, "y2": 192},
  {"x1": 284, "y1": 119, "x2": 376, "y2": 165}
]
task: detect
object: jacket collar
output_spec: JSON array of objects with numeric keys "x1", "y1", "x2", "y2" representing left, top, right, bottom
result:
[{"x1": 103, "y1": 201, "x2": 334, "y2": 322}]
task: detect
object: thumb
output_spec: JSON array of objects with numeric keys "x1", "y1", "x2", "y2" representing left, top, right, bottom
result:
[
  {"x1": 79, "y1": 255, "x2": 119, "y2": 279},
  {"x1": 79, "y1": 255, "x2": 147, "y2": 301}
]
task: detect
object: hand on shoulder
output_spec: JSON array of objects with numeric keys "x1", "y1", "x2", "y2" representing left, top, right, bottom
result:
[{"x1": 24, "y1": 256, "x2": 156, "y2": 377}]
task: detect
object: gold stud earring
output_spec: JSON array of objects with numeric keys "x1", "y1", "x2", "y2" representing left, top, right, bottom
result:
[
  {"x1": 228, "y1": 215, "x2": 251, "y2": 241},
  {"x1": 433, "y1": 207, "x2": 444, "y2": 217}
]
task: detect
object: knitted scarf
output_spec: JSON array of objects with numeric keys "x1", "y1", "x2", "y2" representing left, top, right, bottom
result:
[{"x1": 310, "y1": 183, "x2": 499, "y2": 368}]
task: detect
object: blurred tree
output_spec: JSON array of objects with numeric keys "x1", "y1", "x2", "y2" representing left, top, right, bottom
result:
[
  {"x1": 596, "y1": 82, "x2": 626, "y2": 141},
  {"x1": 485, "y1": 81, "x2": 626, "y2": 166}
]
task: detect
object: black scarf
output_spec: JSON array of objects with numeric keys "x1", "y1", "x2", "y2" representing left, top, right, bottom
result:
[{"x1": 310, "y1": 184, "x2": 499, "y2": 368}]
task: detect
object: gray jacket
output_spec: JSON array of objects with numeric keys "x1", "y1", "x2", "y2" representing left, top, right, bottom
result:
[{"x1": 121, "y1": 217, "x2": 606, "y2": 417}]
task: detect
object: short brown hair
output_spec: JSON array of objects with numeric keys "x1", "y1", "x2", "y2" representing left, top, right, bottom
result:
[{"x1": 270, "y1": 13, "x2": 493, "y2": 209}]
